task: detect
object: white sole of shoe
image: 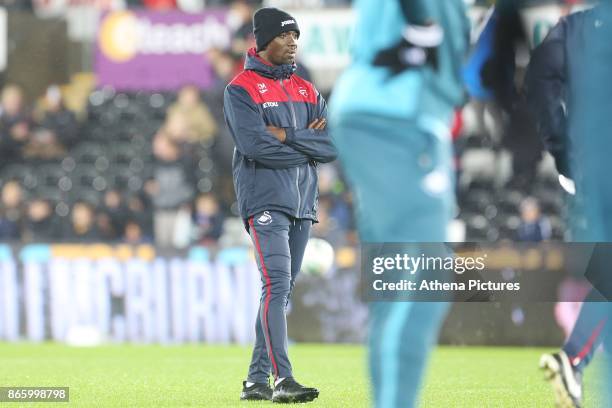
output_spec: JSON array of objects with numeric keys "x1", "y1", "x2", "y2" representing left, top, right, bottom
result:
[{"x1": 539, "y1": 354, "x2": 579, "y2": 408}]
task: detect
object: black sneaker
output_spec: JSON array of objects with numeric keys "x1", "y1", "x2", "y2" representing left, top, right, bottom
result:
[
  {"x1": 240, "y1": 381, "x2": 273, "y2": 401},
  {"x1": 540, "y1": 351, "x2": 583, "y2": 408},
  {"x1": 272, "y1": 377, "x2": 319, "y2": 404}
]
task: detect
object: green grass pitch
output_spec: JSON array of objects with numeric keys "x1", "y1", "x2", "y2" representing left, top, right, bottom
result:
[{"x1": 0, "y1": 343, "x2": 604, "y2": 407}]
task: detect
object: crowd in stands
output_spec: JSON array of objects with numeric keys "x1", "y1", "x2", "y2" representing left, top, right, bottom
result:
[
  {"x1": 0, "y1": 81, "x2": 240, "y2": 247},
  {"x1": 0, "y1": 0, "x2": 569, "y2": 249},
  {"x1": 0, "y1": 2, "x2": 355, "y2": 248}
]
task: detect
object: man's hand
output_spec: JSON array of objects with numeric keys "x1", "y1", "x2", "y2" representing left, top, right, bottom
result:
[
  {"x1": 308, "y1": 118, "x2": 326, "y2": 130},
  {"x1": 267, "y1": 126, "x2": 286, "y2": 143}
]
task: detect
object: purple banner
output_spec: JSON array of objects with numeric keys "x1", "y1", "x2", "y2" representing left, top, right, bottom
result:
[{"x1": 95, "y1": 9, "x2": 231, "y2": 91}]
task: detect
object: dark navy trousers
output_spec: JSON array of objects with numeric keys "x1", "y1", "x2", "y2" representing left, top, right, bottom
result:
[
  {"x1": 246, "y1": 210, "x2": 311, "y2": 383},
  {"x1": 563, "y1": 299, "x2": 607, "y2": 371}
]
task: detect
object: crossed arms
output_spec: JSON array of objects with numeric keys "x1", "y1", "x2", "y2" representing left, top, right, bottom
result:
[{"x1": 224, "y1": 85, "x2": 337, "y2": 169}]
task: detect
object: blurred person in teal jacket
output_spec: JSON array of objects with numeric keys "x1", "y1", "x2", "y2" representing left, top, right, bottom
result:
[{"x1": 329, "y1": 1, "x2": 469, "y2": 407}]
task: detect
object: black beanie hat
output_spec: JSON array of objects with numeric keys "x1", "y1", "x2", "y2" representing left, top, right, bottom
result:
[{"x1": 253, "y1": 7, "x2": 300, "y2": 52}]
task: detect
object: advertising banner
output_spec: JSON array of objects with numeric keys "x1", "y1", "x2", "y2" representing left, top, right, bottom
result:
[
  {"x1": 0, "y1": 244, "x2": 261, "y2": 344},
  {"x1": 0, "y1": 242, "x2": 596, "y2": 346},
  {"x1": 95, "y1": 9, "x2": 231, "y2": 91}
]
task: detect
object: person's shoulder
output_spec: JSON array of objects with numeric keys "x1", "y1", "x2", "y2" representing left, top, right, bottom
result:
[
  {"x1": 226, "y1": 70, "x2": 260, "y2": 90},
  {"x1": 226, "y1": 70, "x2": 282, "y2": 105},
  {"x1": 225, "y1": 70, "x2": 264, "y2": 103}
]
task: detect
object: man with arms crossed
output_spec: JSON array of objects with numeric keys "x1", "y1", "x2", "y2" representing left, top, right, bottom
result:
[{"x1": 224, "y1": 7, "x2": 337, "y2": 404}]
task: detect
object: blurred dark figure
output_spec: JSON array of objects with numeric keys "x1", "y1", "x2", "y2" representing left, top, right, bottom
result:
[
  {"x1": 228, "y1": 0, "x2": 256, "y2": 58},
  {"x1": 22, "y1": 198, "x2": 59, "y2": 242},
  {"x1": 311, "y1": 195, "x2": 347, "y2": 245},
  {"x1": 207, "y1": 48, "x2": 241, "y2": 177},
  {"x1": 480, "y1": 2, "x2": 544, "y2": 190},
  {"x1": 24, "y1": 85, "x2": 78, "y2": 160},
  {"x1": 0, "y1": 180, "x2": 23, "y2": 240},
  {"x1": 39, "y1": 84, "x2": 78, "y2": 148},
  {"x1": 516, "y1": 197, "x2": 551, "y2": 242},
  {"x1": 127, "y1": 193, "x2": 154, "y2": 240},
  {"x1": 165, "y1": 85, "x2": 217, "y2": 145},
  {"x1": 192, "y1": 193, "x2": 224, "y2": 245},
  {"x1": 123, "y1": 219, "x2": 151, "y2": 245},
  {"x1": 148, "y1": 131, "x2": 195, "y2": 248},
  {"x1": 65, "y1": 201, "x2": 100, "y2": 242},
  {"x1": 0, "y1": 85, "x2": 32, "y2": 164},
  {"x1": 208, "y1": 48, "x2": 243, "y2": 92},
  {"x1": 98, "y1": 189, "x2": 128, "y2": 240},
  {"x1": 317, "y1": 164, "x2": 352, "y2": 231},
  {"x1": 96, "y1": 212, "x2": 116, "y2": 242}
]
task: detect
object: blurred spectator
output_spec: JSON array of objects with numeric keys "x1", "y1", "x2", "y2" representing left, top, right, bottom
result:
[
  {"x1": 98, "y1": 189, "x2": 128, "y2": 240},
  {"x1": 123, "y1": 219, "x2": 151, "y2": 244},
  {"x1": 227, "y1": 0, "x2": 256, "y2": 57},
  {"x1": 311, "y1": 196, "x2": 346, "y2": 245},
  {"x1": 317, "y1": 164, "x2": 352, "y2": 230},
  {"x1": 24, "y1": 85, "x2": 78, "y2": 160},
  {"x1": 164, "y1": 85, "x2": 217, "y2": 145},
  {"x1": 127, "y1": 193, "x2": 154, "y2": 240},
  {"x1": 0, "y1": 180, "x2": 23, "y2": 240},
  {"x1": 328, "y1": 191, "x2": 353, "y2": 231},
  {"x1": 0, "y1": 85, "x2": 32, "y2": 164},
  {"x1": 22, "y1": 198, "x2": 59, "y2": 242},
  {"x1": 517, "y1": 197, "x2": 551, "y2": 242},
  {"x1": 163, "y1": 111, "x2": 190, "y2": 145},
  {"x1": 208, "y1": 48, "x2": 242, "y2": 89},
  {"x1": 97, "y1": 212, "x2": 116, "y2": 241},
  {"x1": 65, "y1": 201, "x2": 101, "y2": 242},
  {"x1": 205, "y1": 48, "x2": 240, "y2": 190},
  {"x1": 192, "y1": 192, "x2": 224, "y2": 245},
  {"x1": 149, "y1": 131, "x2": 196, "y2": 248}
]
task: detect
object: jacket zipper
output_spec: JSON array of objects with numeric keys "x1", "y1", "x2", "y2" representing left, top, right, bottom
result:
[
  {"x1": 280, "y1": 79, "x2": 301, "y2": 217},
  {"x1": 280, "y1": 79, "x2": 297, "y2": 128}
]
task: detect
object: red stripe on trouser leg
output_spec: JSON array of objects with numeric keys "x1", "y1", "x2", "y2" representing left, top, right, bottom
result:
[
  {"x1": 249, "y1": 217, "x2": 279, "y2": 379},
  {"x1": 570, "y1": 318, "x2": 607, "y2": 366}
]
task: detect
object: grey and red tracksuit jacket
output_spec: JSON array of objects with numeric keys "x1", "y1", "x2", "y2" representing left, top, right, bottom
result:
[{"x1": 223, "y1": 48, "x2": 337, "y2": 222}]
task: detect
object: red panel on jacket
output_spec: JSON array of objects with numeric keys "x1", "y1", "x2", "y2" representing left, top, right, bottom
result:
[{"x1": 230, "y1": 71, "x2": 318, "y2": 106}]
